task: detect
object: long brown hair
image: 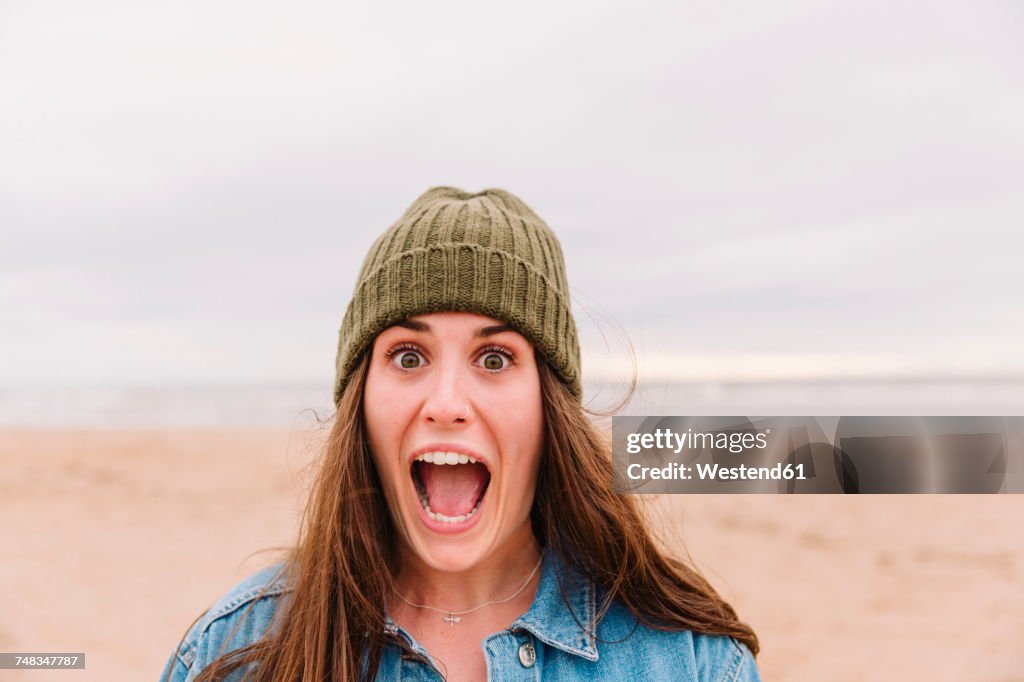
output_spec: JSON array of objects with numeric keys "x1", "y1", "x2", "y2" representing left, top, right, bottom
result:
[{"x1": 173, "y1": 349, "x2": 758, "y2": 681}]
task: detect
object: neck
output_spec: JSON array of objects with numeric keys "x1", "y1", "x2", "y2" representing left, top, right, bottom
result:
[{"x1": 391, "y1": 524, "x2": 542, "y2": 613}]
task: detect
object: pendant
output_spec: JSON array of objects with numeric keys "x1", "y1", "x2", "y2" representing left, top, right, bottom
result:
[{"x1": 442, "y1": 612, "x2": 461, "y2": 627}]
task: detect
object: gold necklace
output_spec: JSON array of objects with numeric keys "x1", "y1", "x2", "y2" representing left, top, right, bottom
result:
[{"x1": 391, "y1": 555, "x2": 543, "y2": 627}]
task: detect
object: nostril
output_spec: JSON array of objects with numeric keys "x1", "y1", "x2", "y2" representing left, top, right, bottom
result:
[{"x1": 422, "y1": 403, "x2": 471, "y2": 424}]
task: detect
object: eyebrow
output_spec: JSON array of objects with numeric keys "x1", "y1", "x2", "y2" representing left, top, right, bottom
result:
[
  {"x1": 475, "y1": 324, "x2": 517, "y2": 338},
  {"x1": 395, "y1": 319, "x2": 430, "y2": 332},
  {"x1": 395, "y1": 319, "x2": 517, "y2": 338}
]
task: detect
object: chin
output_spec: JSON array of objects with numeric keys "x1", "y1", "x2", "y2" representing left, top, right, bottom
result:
[
  {"x1": 402, "y1": 494, "x2": 504, "y2": 571},
  {"x1": 405, "y1": 529, "x2": 501, "y2": 573}
]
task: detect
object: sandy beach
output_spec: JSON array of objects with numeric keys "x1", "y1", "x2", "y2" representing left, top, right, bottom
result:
[{"x1": 1, "y1": 429, "x2": 1021, "y2": 681}]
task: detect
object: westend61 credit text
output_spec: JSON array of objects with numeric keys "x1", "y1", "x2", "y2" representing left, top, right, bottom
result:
[
  {"x1": 627, "y1": 461, "x2": 807, "y2": 481},
  {"x1": 623, "y1": 427, "x2": 806, "y2": 481},
  {"x1": 612, "y1": 416, "x2": 1024, "y2": 494}
]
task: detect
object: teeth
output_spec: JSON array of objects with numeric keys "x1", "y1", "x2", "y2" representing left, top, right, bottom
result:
[
  {"x1": 414, "y1": 451, "x2": 481, "y2": 466},
  {"x1": 426, "y1": 507, "x2": 480, "y2": 524},
  {"x1": 419, "y1": 497, "x2": 484, "y2": 524}
]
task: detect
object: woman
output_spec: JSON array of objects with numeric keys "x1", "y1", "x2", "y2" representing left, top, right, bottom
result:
[{"x1": 161, "y1": 187, "x2": 760, "y2": 681}]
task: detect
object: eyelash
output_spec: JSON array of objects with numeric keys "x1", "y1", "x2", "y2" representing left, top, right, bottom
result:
[
  {"x1": 479, "y1": 345, "x2": 516, "y2": 370},
  {"x1": 382, "y1": 343, "x2": 516, "y2": 371},
  {"x1": 383, "y1": 343, "x2": 419, "y2": 360}
]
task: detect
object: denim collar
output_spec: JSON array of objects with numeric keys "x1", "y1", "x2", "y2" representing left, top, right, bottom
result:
[
  {"x1": 510, "y1": 547, "x2": 599, "y2": 661},
  {"x1": 384, "y1": 547, "x2": 600, "y2": 662}
]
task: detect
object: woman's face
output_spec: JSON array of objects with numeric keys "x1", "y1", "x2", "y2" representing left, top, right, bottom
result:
[{"x1": 364, "y1": 311, "x2": 545, "y2": 572}]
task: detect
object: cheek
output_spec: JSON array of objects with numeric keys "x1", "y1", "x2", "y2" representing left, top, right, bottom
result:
[
  {"x1": 363, "y1": 377, "x2": 405, "y2": 491},
  {"x1": 363, "y1": 369, "x2": 408, "y2": 445},
  {"x1": 524, "y1": 385, "x2": 545, "y2": 458},
  {"x1": 502, "y1": 390, "x2": 545, "y2": 495}
]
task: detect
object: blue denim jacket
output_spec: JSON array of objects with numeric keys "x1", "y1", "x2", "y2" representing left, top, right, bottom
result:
[{"x1": 162, "y1": 551, "x2": 760, "y2": 681}]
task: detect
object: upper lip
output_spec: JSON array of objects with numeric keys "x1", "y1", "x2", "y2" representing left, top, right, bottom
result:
[{"x1": 408, "y1": 442, "x2": 492, "y2": 472}]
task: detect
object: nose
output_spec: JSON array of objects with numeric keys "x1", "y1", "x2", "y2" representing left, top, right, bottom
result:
[{"x1": 421, "y1": 361, "x2": 471, "y2": 426}]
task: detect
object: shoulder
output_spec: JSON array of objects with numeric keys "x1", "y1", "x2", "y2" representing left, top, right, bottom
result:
[
  {"x1": 160, "y1": 562, "x2": 291, "y2": 681},
  {"x1": 690, "y1": 631, "x2": 760, "y2": 682},
  {"x1": 596, "y1": 600, "x2": 761, "y2": 682}
]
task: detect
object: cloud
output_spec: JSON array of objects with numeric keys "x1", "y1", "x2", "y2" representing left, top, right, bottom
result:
[{"x1": 1, "y1": 0, "x2": 1022, "y2": 384}]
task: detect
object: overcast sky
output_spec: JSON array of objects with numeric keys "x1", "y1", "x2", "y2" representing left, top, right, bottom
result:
[{"x1": 2, "y1": 0, "x2": 1022, "y2": 387}]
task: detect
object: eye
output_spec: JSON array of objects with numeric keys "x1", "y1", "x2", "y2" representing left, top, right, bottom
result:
[
  {"x1": 477, "y1": 345, "x2": 514, "y2": 372},
  {"x1": 397, "y1": 351, "x2": 422, "y2": 369},
  {"x1": 385, "y1": 343, "x2": 425, "y2": 370}
]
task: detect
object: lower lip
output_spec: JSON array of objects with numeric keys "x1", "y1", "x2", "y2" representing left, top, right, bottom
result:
[{"x1": 414, "y1": 491, "x2": 487, "y2": 535}]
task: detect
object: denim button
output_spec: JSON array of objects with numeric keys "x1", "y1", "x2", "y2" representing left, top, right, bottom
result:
[{"x1": 518, "y1": 642, "x2": 536, "y2": 668}]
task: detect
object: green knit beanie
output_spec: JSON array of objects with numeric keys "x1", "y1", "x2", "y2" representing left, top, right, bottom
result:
[{"x1": 333, "y1": 186, "x2": 581, "y2": 404}]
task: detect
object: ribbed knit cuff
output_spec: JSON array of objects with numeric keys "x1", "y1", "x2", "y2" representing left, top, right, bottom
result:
[{"x1": 334, "y1": 243, "x2": 581, "y2": 404}]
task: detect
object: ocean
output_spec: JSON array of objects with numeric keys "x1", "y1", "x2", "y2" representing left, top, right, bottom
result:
[{"x1": 1, "y1": 379, "x2": 1021, "y2": 428}]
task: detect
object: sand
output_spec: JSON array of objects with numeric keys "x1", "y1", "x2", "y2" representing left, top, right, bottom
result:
[{"x1": 1, "y1": 429, "x2": 1021, "y2": 681}]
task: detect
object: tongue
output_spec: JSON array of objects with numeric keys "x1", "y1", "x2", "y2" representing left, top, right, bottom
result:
[{"x1": 419, "y1": 462, "x2": 489, "y2": 517}]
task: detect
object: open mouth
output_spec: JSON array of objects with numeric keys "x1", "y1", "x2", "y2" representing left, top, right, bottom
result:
[{"x1": 411, "y1": 451, "x2": 491, "y2": 525}]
